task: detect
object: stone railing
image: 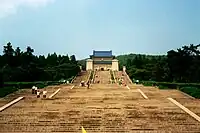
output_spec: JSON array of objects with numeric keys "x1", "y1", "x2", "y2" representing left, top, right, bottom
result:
[
  {"x1": 86, "y1": 70, "x2": 91, "y2": 83},
  {"x1": 86, "y1": 70, "x2": 94, "y2": 83},
  {"x1": 110, "y1": 70, "x2": 115, "y2": 83},
  {"x1": 92, "y1": 70, "x2": 96, "y2": 83},
  {"x1": 124, "y1": 71, "x2": 133, "y2": 84},
  {"x1": 71, "y1": 74, "x2": 77, "y2": 84},
  {"x1": 112, "y1": 71, "x2": 117, "y2": 83}
]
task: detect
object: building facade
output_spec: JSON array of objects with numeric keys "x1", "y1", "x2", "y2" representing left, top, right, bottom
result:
[{"x1": 86, "y1": 50, "x2": 119, "y2": 71}]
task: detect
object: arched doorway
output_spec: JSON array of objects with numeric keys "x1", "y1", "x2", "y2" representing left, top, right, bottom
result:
[{"x1": 101, "y1": 68, "x2": 104, "y2": 71}]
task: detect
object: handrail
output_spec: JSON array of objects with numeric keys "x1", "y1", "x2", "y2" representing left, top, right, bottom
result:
[
  {"x1": 71, "y1": 74, "x2": 77, "y2": 84},
  {"x1": 124, "y1": 71, "x2": 133, "y2": 84},
  {"x1": 86, "y1": 70, "x2": 92, "y2": 83},
  {"x1": 109, "y1": 70, "x2": 114, "y2": 83},
  {"x1": 92, "y1": 70, "x2": 96, "y2": 83},
  {"x1": 112, "y1": 71, "x2": 117, "y2": 83}
]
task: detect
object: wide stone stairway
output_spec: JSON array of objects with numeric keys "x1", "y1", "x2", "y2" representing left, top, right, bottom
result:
[
  {"x1": 73, "y1": 71, "x2": 89, "y2": 85},
  {"x1": 0, "y1": 71, "x2": 200, "y2": 132},
  {"x1": 94, "y1": 71, "x2": 111, "y2": 84}
]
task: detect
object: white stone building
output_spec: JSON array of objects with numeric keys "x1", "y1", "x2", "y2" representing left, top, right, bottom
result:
[{"x1": 86, "y1": 50, "x2": 119, "y2": 71}]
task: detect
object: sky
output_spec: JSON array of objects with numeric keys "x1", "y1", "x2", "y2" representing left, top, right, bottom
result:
[{"x1": 0, "y1": 0, "x2": 200, "y2": 59}]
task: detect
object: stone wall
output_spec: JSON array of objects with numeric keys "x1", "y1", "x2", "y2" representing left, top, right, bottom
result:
[
  {"x1": 93, "y1": 64, "x2": 112, "y2": 71},
  {"x1": 112, "y1": 59, "x2": 119, "y2": 71},
  {"x1": 86, "y1": 53, "x2": 119, "y2": 71},
  {"x1": 92, "y1": 57, "x2": 113, "y2": 61},
  {"x1": 86, "y1": 59, "x2": 93, "y2": 70}
]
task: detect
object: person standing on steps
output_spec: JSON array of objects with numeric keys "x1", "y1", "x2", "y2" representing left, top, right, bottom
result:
[
  {"x1": 32, "y1": 86, "x2": 35, "y2": 94},
  {"x1": 87, "y1": 81, "x2": 90, "y2": 89},
  {"x1": 37, "y1": 90, "x2": 40, "y2": 98},
  {"x1": 43, "y1": 89, "x2": 47, "y2": 98},
  {"x1": 81, "y1": 81, "x2": 84, "y2": 87},
  {"x1": 34, "y1": 86, "x2": 38, "y2": 94}
]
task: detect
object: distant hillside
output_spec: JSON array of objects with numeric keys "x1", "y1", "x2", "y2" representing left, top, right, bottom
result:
[
  {"x1": 78, "y1": 53, "x2": 166, "y2": 70},
  {"x1": 78, "y1": 58, "x2": 87, "y2": 70},
  {"x1": 79, "y1": 44, "x2": 200, "y2": 83},
  {"x1": 116, "y1": 53, "x2": 166, "y2": 68}
]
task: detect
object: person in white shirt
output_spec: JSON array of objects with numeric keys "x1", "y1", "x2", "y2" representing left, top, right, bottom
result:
[
  {"x1": 87, "y1": 81, "x2": 90, "y2": 89},
  {"x1": 32, "y1": 86, "x2": 35, "y2": 94},
  {"x1": 37, "y1": 90, "x2": 40, "y2": 98},
  {"x1": 81, "y1": 81, "x2": 84, "y2": 87},
  {"x1": 34, "y1": 87, "x2": 38, "y2": 94},
  {"x1": 43, "y1": 89, "x2": 47, "y2": 98}
]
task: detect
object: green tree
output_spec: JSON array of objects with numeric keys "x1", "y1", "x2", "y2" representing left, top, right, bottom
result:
[
  {"x1": 14, "y1": 47, "x2": 22, "y2": 66},
  {"x1": 3, "y1": 42, "x2": 14, "y2": 66},
  {"x1": 0, "y1": 70, "x2": 3, "y2": 87},
  {"x1": 0, "y1": 42, "x2": 80, "y2": 82},
  {"x1": 70, "y1": 55, "x2": 77, "y2": 63}
]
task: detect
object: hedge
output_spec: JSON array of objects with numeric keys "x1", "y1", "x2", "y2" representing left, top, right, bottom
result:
[
  {"x1": 0, "y1": 86, "x2": 18, "y2": 97},
  {"x1": 0, "y1": 81, "x2": 58, "y2": 98},
  {"x1": 141, "y1": 81, "x2": 200, "y2": 89},
  {"x1": 179, "y1": 87, "x2": 200, "y2": 98},
  {"x1": 141, "y1": 81, "x2": 200, "y2": 98},
  {"x1": 0, "y1": 77, "x2": 74, "y2": 98},
  {"x1": 4, "y1": 81, "x2": 54, "y2": 89}
]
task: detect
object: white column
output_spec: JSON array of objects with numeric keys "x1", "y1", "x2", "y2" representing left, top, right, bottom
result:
[
  {"x1": 123, "y1": 66, "x2": 126, "y2": 72},
  {"x1": 86, "y1": 59, "x2": 93, "y2": 70},
  {"x1": 112, "y1": 59, "x2": 119, "y2": 71}
]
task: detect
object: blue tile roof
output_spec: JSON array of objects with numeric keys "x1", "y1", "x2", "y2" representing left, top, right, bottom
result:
[
  {"x1": 93, "y1": 50, "x2": 112, "y2": 57},
  {"x1": 93, "y1": 60, "x2": 112, "y2": 64}
]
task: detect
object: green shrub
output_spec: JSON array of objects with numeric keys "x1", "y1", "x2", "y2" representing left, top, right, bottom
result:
[
  {"x1": 142, "y1": 81, "x2": 200, "y2": 89},
  {"x1": 179, "y1": 87, "x2": 200, "y2": 98},
  {"x1": 4, "y1": 81, "x2": 63, "y2": 89},
  {"x1": 0, "y1": 71, "x2": 3, "y2": 88},
  {"x1": 5, "y1": 81, "x2": 46, "y2": 89},
  {"x1": 142, "y1": 81, "x2": 154, "y2": 86},
  {"x1": 157, "y1": 82, "x2": 177, "y2": 89},
  {"x1": 158, "y1": 85, "x2": 169, "y2": 89},
  {"x1": 0, "y1": 87, "x2": 18, "y2": 97},
  {"x1": 36, "y1": 82, "x2": 47, "y2": 88},
  {"x1": 141, "y1": 81, "x2": 200, "y2": 98},
  {"x1": 1, "y1": 75, "x2": 75, "y2": 97},
  {"x1": 68, "y1": 76, "x2": 74, "y2": 82}
]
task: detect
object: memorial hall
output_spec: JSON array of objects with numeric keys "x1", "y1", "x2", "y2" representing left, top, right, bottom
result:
[{"x1": 86, "y1": 50, "x2": 119, "y2": 71}]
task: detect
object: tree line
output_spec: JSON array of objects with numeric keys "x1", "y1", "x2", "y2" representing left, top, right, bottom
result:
[
  {"x1": 0, "y1": 42, "x2": 80, "y2": 86},
  {"x1": 117, "y1": 44, "x2": 200, "y2": 83},
  {"x1": 2, "y1": 41, "x2": 197, "y2": 86}
]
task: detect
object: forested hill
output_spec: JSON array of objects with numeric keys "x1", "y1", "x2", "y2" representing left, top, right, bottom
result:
[
  {"x1": 0, "y1": 42, "x2": 80, "y2": 85},
  {"x1": 117, "y1": 44, "x2": 200, "y2": 83},
  {"x1": 78, "y1": 44, "x2": 200, "y2": 83},
  {"x1": 117, "y1": 54, "x2": 166, "y2": 67}
]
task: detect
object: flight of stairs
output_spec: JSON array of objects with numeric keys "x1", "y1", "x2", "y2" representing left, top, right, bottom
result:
[{"x1": 1, "y1": 71, "x2": 200, "y2": 132}]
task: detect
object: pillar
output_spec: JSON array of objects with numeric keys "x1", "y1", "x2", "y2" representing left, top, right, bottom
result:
[
  {"x1": 86, "y1": 59, "x2": 93, "y2": 70},
  {"x1": 112, "y1": 59, "x2": 119, "y2": 71},
  {"x1": 123, "y1": 66, "x2": 126, "y2": 72}
]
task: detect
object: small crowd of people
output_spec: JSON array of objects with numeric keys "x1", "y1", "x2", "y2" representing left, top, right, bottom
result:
[
  {"x1": 118, "y1": 75, "x2": 127, "y2": 86},
  {"x1": 95, "y1": 75, "x2": 100, "y2": 84},
  {"x1": 32, "y1": 86, "x2": 47, "y2": 98},
  {"x1": 80, "y1": 81, "x2": 90, "y2": 88},
  {"x1": 135, "y1": 80, "x2": 139, "y2": 84}
]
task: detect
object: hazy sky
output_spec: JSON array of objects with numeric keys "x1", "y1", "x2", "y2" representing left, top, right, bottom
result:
[{"x1": 0, "y1": 0, "x2": 200, "y2": 59}]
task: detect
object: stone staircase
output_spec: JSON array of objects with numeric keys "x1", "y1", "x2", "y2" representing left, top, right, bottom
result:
[
  {"x1": 1, "y1": 72, "x2": 200, "y2": 132},
  {"x1": 72, "y1": 71, "x2": 89, "y2": 85},
  {"x1": 94, "y1": 71, "x2": 111, "y2": 84}
]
